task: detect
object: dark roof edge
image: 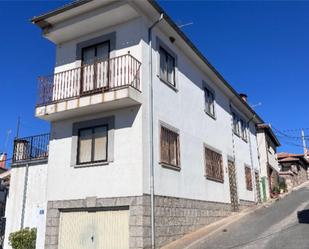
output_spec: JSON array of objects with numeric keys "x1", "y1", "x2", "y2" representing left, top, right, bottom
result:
[
  {"x1": 31, "y1": 0, "x2": 93, "y2": 24},
  {"x1": 147, "y1": 0, "x2": 264, "y2": 124}
]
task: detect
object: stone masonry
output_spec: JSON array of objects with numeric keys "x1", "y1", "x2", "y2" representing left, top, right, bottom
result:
[{"x1": 45, "y1": 195, "x2": 255, "y2": 249}]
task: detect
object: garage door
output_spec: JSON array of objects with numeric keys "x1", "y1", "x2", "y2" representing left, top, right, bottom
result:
[{"x1": 58, "y1": 209, "x2": 129, "y2": 249}]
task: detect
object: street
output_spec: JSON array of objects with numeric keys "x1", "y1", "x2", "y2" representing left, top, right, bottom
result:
[{"x1": 192, "y1": 185, "x2": 309, "y2": 249}]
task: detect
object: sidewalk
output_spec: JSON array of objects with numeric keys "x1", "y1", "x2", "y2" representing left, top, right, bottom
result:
[{"x1": 161, "y1": 181, "x2": 309, "y2": 249}]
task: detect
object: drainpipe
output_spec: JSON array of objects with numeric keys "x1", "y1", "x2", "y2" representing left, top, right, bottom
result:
[
  {"x1": 148, "y1": 13, "x2": 164, "y2": 249},
  {"x1": 21, "y1": 163, "x2": 29, "y2": 229}
]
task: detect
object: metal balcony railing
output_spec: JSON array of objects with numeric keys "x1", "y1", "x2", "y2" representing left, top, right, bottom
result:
[
  {"x1": 13, "y1": 133, "x2": 50, "y2": 163},
  {"x1": 37, "y1": 54, "x2": 141, "y2": 106}
]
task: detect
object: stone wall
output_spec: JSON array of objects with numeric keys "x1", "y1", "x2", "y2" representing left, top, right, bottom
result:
[
  {"x1": 45, "y1": 195, "x2": 255, "y2": 249},
  {"x1": 149, "y1": 195, "x2": 231, "y2": 248}
]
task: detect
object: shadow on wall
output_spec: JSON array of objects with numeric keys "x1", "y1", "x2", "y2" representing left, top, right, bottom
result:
[{"x1": 297, "y1": 209, "x2": 309, "y2": 224}]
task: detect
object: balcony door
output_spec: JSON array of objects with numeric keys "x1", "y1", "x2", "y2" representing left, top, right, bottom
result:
[{"x1": 81, "y1": 41, "x2": 110, "y2": 94}]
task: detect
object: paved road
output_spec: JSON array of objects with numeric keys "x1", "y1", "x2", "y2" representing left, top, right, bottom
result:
[{"x1": 192, "y1": 185, "x2": 309, "y2": 249}]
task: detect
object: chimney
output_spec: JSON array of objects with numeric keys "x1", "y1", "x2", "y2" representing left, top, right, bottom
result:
[
  {"x1": 0, "y1": 153, "x2": 7, "y2": 169},
  {"x1": 239, "y1": 93, "x2": 248, "y2": 102}
]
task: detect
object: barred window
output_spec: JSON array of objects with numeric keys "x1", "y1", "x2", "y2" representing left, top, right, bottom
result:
[
  {"x1": 205, "y1": 147, "x2": 224, "y2": 182},
  {"x1": 245, "y1": 166, "x2": 253, "y2": 191},
  {"x1": 160, "y1": 126, "x2": 180, "y2": 168}
]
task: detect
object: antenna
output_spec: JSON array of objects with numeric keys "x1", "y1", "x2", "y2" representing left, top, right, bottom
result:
[
  {"x1": 16, "y1": 116, "x2": 20, "y2": 138},
  {"x1": 178, "y1": 22, "x2": 194, "y2": 28},
  {"x1": 251, "y1": 102, "x2": 262, "y2": 109},
  {"x1": 4, "y1": 129, "x2": 12, "y2": 153}
]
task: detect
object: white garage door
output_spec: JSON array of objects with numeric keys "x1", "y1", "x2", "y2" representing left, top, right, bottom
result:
[{"x1": 58, "y1": 209, "x2": 129, "y2": 249}]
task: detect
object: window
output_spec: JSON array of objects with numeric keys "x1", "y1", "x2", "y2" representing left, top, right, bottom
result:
[
  {"x1": 204, "y1": 87, "x2": 215, "y2": 117},
  {"x1": 205, "y1": 147, "x2": 224, "y2": 182},
  {"x1": 245, "y1": 166, "x2": 253, "y2": 191},
  {"x1": 232, "y1": 113, "x2": 240, "y2": 136},
  {"x1": 159, "y1": 47, "x2": 176, "y2": 86},
  {"x1": 77, "y1": 125, "x2": 108, "y2": 164},
  {"x1": 160, "y1": 126, "x2": 180, "y2": 168},
  {"x1": 240, "y1": 119, "x2": 247, "y2": 141}
]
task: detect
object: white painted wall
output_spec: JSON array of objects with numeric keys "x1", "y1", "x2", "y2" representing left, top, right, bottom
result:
[
  {"x1": 40, "y1": 2, "x2": 261, "y2": 206},
  {"x1": 4, "y1": 163, "x2": 48, "y2": 249},
  {"x1": 138, "y1": 26, "x2": 261, "y2": 204},
  {"x1": 257, "y1": 130, "x2": 279, "y2": 200},
  {"x1": 46, "y1": 106, "x2": 143, "y2": 201}
]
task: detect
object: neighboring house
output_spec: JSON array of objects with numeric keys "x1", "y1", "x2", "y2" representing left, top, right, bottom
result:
[
  {"x1": 0, "y1": 153, "x2": 10, "y2": 249},
  {"x1": 5, "y1": 1, "x2": 265, "y2": 249},
  {"x1": 256, "y1": 124, "x2": 281, "y2": 201},
  {"x1": 3, "y1": 136, "x2": 49, "y2": 249},
  {"x1": 278, "y1": 152, "x2": 309, "y2": 190}
]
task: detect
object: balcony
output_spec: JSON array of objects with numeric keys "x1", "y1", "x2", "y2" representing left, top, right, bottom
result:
[
  {"x1": 12, "y1": 134, "x2": 50, "y2": 164},
  {"x1": 35, "y1": 54, "x2": 142, "y2": 121}
]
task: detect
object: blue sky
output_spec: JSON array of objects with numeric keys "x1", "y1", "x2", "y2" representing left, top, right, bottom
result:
[{"x1": 0, "y1": 1, "x2": 308, "y2": 161}]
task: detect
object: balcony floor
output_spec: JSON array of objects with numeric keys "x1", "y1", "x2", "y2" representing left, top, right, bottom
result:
[{"x1": 36, "y1": 87, "x2": 142, "y2": 121}]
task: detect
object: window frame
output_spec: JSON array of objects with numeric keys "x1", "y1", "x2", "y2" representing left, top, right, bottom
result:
[
  {"x1": 77, "y1": 124, "x2": 108, "y2": 165},
  {"x1": 244, "y1": 165, "x2": 253, "y2": 191},
  {"x1": 71, "y1": 116, "x2": 115, "y2": 167},
  {"x1": 203, "y1": 83, "x2": 216, "y2": 119},
  {"x1": 159, "y1": 46, "x2": 176, "y2": 87},
  {"x1": 204, "y1": 145, "x2": 224, "y2": 183},
  {"x1": 232, "y1": 112, "x2": 240, "y2": 136},
  {"x1": 159, "y1": 125, "x2": 181, "y2": 170},
  {"x1": 240, "y1": 119, "x2": 248, "y2": 142}
]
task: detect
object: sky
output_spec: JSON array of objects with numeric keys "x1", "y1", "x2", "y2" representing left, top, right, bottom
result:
[{"x1": 0, "y1": 0, "x2": 309, "y2": 162}]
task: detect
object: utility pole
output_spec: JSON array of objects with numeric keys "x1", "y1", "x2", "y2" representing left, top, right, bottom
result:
[
  {"x1": 301, "y1": 129, "x2": 309, "y2": 179},
  {"x1": 301, "y1": 129, "x2": 307, "y2": 158}
]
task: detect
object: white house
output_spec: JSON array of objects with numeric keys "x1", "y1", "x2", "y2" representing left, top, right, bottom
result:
[
  {"x1": 4, "y1": 1, "x2": 265, "y2": 249},
  {"x1": 256, "y1": 124, "x2": 281, "y2": 201}
]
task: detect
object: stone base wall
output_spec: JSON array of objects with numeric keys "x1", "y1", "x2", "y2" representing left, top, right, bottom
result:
[
  {"x1": 149, "y1": 195, "x2": 231, "y2": 248},
  {"x1": 239, "y1": 199, "x2": 256, "y2": 210},
  {"x1": 45, "y1": 195, "x2": 236, "y2": 249}
]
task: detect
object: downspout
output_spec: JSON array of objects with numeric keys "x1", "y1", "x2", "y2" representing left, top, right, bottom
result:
[
  {"x1": 148, "y1": 13, "x2": 164, "y2": 249},
  {"x1": 21, "y1": 163, "x2": 29, "y2": 229}
]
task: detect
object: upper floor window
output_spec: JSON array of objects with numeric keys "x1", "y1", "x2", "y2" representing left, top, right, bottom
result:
[
  {"x1": 204, "y1": 87, "x2": 215, "y2": 118},
  {"x1": 78, "y1": 125, "x2": 108, "y2": 164},
  {"x1": 159, "y1": 47, "x2": 176, "y2": 86},
  {"x1": 204, "y1": 147, "x2": 224, "y2": 182},
  {"x1": 232, "y1": 113, "x2": 240, "y2": 136},
  {"x1": 245, "y1": 166, "x2": 253, "y2": 191},
  {"x1": 82, "y1": 41, "x2": 110, "y2": 65},
  {"x1": 240, "y1": 119, "x2": 248, "y2": 141},
  {"x1": 160, "y1": 126, "x2": 180, "y2": 169}
]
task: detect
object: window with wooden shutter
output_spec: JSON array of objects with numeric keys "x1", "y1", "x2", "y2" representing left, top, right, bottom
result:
[
  {"x1": 205, "y1": 147, "x2": 224, "y2": 182},
  {"x1": 245, "y1": 166, "x2": 253, "y2": 191},
  {"x1": 160, "y1": 126, "x2": 180, "y2": 168}
]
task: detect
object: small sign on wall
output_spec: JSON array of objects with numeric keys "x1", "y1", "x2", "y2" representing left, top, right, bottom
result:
[{"x1": 39, "y1": 209, "x2": 44, "y2": 215}]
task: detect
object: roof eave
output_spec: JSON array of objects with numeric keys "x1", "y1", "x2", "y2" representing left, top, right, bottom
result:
[{"x1": 31, "y1": 0, "x2": 93, "y2": 25}]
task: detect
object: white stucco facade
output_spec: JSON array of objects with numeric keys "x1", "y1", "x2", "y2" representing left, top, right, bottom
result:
[
  {"x1": 256, "y1": 125, "x2": 280, "y2": 201},
  {"x1": 5, "y1": 1, "x2": 266, "y2": 248},
  {"x1": 4, "y1": 163, "x2": 48, "y2": 249}
]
